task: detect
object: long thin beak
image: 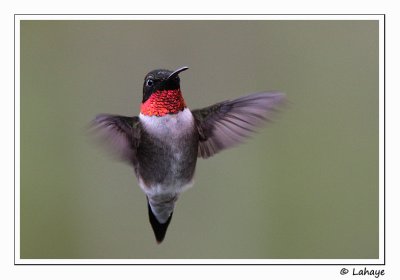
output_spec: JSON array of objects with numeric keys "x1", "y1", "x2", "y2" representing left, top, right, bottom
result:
[{"x1": 167, "y1": 66, "x2": 189, "y2": 80}]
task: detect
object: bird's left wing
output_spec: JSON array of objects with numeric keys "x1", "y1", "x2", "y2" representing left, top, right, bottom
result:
[
  {"x1": 192, "y1": 91, "x2": 285, "y2": 159},
  {"x1": 90, "y1": 114, "x2": 141, "y2": 165}
]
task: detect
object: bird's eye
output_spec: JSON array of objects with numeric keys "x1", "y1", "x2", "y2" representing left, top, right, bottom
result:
[{"x1": 146, "y1": 79, "x2": 154, "y2": 87}]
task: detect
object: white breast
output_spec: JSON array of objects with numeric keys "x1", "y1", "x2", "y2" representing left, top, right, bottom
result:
[{"x1": 139, "y1": 108, "x2": 195, "y2": 139}]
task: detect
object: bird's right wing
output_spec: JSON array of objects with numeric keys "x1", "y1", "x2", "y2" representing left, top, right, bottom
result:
[{"x1": 90, "y1": 114, "x2": 141, "y2": 165}]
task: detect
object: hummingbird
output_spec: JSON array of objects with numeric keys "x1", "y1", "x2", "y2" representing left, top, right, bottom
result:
[{"x1": 91, "y1": 66, "x2": 285, "y2": 243}]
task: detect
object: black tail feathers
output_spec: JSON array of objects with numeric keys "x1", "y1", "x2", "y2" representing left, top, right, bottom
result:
[{"x1": 147, "y1": 202, "x2": 173, "y2": 244}]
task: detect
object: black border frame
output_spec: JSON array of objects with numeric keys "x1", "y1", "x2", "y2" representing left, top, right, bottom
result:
[{"x1": 14, "y1": 14, "x2": 386, "y2": 266}]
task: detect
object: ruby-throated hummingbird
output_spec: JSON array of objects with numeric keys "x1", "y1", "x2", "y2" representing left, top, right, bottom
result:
[{"x1": 92, "y1": 66, "x2": 285, "y2": 243}]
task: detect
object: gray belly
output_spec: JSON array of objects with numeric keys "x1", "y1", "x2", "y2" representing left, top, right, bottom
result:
[{"x1": 135, "y1": 126, "x2": 198, "y2": 194}]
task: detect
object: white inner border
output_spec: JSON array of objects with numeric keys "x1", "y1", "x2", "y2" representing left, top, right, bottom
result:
[{"x1": 14, "y1": 14, "x2": 385, "y2": 265}]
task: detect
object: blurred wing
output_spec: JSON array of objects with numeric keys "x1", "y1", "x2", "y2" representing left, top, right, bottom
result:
[
  {"x1": 90, "y1": 114, "x2": 140, "y2": 164},
  {"x1": 192, "y1": 91, "x2": 285, "y2": 159}
]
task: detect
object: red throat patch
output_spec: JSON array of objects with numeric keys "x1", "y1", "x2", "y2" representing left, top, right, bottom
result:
[{"x1": 140, "y1": 89, "x2": 186, "y2": 116}]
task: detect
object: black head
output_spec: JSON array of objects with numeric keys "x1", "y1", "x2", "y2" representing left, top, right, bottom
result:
[{"x1": 142, "y1": 66, "x2": 189, "y2": 103}]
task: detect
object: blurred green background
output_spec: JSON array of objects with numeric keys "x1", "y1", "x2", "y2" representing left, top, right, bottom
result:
[{"x1": 20, "y1": 20, "x2": 379, "y2": 259}]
